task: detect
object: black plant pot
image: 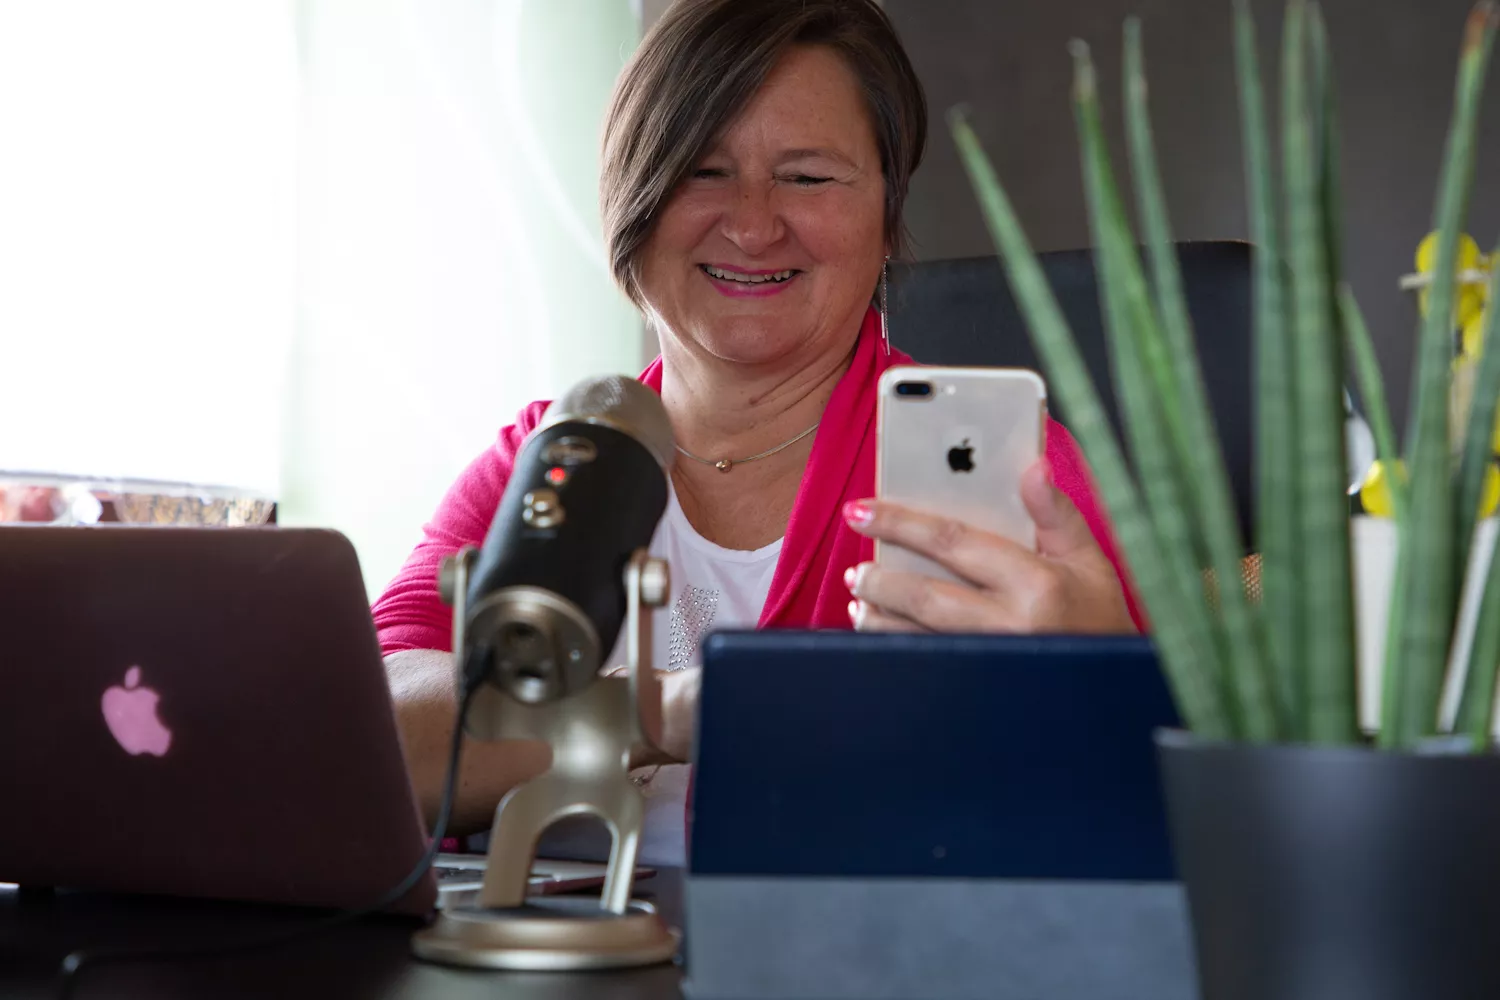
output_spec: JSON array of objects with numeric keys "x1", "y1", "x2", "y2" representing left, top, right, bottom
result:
[{"x1": 1156, "y1": 729, "x2": 1500, "y2": 1000}]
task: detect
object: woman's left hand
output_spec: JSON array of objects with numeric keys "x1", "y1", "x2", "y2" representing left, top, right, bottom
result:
[{"x1": 842, "y1": 460, "x2": 1136, "y2": 635}]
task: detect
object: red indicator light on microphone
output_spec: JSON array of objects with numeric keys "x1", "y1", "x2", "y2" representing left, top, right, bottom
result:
[{"x1": 546, "y1": 466, "x2": 568, "y2": 486}]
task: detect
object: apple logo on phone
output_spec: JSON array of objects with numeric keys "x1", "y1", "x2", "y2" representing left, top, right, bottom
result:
[
  {"x1": 102, "y1": 666, "x2": 172, "y2": 757},
  {"x1": 947, "y1": 439, "x2": 975, "y2": 473}
]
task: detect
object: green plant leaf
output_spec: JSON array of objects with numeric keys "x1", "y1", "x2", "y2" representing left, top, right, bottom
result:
[
  {"x1": 1124, "y1": 17, "x2": 1277, "y2": 740},
  {"x1": 1455, "y1": 252, "x2": 1500, "y2": 583},
  {"x1": 1283, "y1": 0, "x2": 1359, "y2": 744},
  {"x1": 1310, "y1": 6, "x2": 1344, "y2": 307},
  {"x1": 950, "y1": 105, "x2": 1230, "y2": 738},
  {"x1": 1234, "y1": 0, "x2": 1302, "y2": 735},
  {"x1": 1338, "y1": 286, "x2": 1406, "y2": 521},
  {"x1": 1383, "y1": 1, "x2": 1498, "y2": 748},
  {"x1": 1454, "y1": 252, "x2": 1500, "y2": 741},
  {"x1": 1457, "y1": 529, "x2": 1500, "y2": 748},
  {"x1": 1074, "y1": 39, "x2": 1239, "y2": 733}
]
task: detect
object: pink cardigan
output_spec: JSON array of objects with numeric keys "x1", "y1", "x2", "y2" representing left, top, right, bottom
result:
[
  {"x1": 374, "y1": 307, "x2": 1138, "y2": 853},
  {"x1": 372, "y1": 308, "x2": 1137, "y2": 653}
]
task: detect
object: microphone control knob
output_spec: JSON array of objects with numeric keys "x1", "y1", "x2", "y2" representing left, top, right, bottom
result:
[
  {"x1": 438, "y1": 546, "x2": 475, "y2": 606},
  {"x1": 641, "y1": 557, "x2": 670, "y2": 608},
  {"x1": 439, "y1": 555, "x2": 458, "y2": 605},
  {"x1": 522, "y1": 488, "x2": 565, "y2": 529}
]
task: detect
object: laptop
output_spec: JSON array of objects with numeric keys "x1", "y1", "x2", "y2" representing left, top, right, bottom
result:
[
  {"x1": 684, "y1": 630, "x2": 1197, "y2": 1000},
  {"x1": 0, "y1": 525, "x2": 647, "y2": 917}
]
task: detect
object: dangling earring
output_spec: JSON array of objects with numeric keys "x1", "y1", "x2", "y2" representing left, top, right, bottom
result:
[{"x1": 879, "y1": 255, "x2": 891, "y2": 356}]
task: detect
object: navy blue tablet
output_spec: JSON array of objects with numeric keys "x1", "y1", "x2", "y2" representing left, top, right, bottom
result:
[{"x1": 688, "y1": 631, "x2": 1182, "y2": 882}]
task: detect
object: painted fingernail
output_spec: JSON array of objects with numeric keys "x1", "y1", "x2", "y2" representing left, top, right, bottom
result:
[
  {"x1": 848, "y1": 599, "x2": 861, "y2": 625},
  {"x1": 844, "y1": 566, "x2": 857, "y2": 591},
  {"x1": 843, "y1": 500, "x2": 874, "y2": 527}
]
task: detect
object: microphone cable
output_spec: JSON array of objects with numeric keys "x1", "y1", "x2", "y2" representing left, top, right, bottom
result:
[{"x1": 55, "y1": 676, "x2": 482, "y2": 1000}]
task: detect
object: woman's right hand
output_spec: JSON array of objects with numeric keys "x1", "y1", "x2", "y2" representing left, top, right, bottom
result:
[
  {"x1": 612, "y1": 664, "x2": 701, "y2": 767},
  {"x1": 657, "y1": 666, "x2": 701, "y2": 764}
]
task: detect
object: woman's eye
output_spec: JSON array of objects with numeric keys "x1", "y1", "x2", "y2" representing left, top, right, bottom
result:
[
  {"x1": 789, "y1": 175, "x2": 832, "y2": 187},
  {"x1": 692, "y1": 167, "x2": 727, "y2": 180}
]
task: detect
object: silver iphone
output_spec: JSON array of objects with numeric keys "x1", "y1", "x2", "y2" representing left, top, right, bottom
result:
[{"x1": 875, "y1": 365, "x2": 1047, "y2": 585}]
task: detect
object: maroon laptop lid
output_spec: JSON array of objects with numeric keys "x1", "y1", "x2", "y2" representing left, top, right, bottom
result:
[{"x1": 0, "y1": 524, "x2": 437, "y2": 916}]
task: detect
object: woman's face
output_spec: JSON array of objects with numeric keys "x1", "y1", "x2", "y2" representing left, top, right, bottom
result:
[{"x1": 636, "y1": 44, "x2": 889, "y2": 366}]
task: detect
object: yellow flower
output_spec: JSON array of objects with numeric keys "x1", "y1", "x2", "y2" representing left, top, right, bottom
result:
[
  {"x1": 1420, "y1": 284, "x2": 1486, "y2": 327},
  {"x1": 1416, "y1": 231, "x2": 1485, "y2": 326},
  {"x1": 1482, "y1": 464, "x2": 1500, "y2": 519},
  {"x1": 1458, "y1": 286, "x2": 1486, "y2": 328},
  {"x1": 1416, "y1": 231, "x2": 1481, "y2": 274},
  {"x1": 1463, "y1": 308, "x2": 1488, "y2": 358},
  {"x1": 1358, "y1": 459, "x2": 1404, "y2": 517}
]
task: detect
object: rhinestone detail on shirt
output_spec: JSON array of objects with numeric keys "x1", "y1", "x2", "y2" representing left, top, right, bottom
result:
[{"x1": 667, "y1": 585, "x2": 719, "y2": 672}]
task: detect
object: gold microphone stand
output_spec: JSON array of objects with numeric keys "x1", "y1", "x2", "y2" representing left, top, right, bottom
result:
[{"x1": 411, "y1": 545, "x2": 680, "y2": 970}]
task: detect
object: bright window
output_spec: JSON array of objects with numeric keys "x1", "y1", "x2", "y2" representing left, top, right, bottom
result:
[{"x1": 0, "y1": 1, "x2": 297, "y2": 497}]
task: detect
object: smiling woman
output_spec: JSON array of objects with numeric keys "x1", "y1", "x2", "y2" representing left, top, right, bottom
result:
[
  {"x1": 634, "y1": 45, "x2": 888, "y2": 374},
  {"x1": 371, "y1": 0, "x2": 1139, "y2": 869}
]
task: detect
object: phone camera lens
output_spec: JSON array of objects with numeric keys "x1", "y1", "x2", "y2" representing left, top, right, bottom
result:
[{"x1": 894, "y1": 381, "x2": 933, "y2": 398}]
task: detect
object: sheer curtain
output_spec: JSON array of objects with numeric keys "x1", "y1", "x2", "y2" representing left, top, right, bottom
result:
[
  {"x1": 287, "y1": 0, "x2": 645, "y2": 595},
  {"x1": 0, "y1": 1, "x2": 297, "y2": 497}
]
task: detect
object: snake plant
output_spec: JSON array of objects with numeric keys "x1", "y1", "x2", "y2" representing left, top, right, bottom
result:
[{"x1": 951, "y1": 0, "x2": 1500, "y2": 750}]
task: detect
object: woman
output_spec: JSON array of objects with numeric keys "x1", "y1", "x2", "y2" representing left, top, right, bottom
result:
[{"x1": 373, "y1": 0, "x2": 1137, "y2": 867}]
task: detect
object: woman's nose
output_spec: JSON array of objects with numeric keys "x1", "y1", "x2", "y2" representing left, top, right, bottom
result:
[{"x1": 720, "y1": 181, "x2": 784, "y2": 256}]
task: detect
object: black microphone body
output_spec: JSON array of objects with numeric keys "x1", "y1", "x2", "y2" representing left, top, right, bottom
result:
[{"x1": 459, "y1": 376, "x2": 673, "y2": 701}]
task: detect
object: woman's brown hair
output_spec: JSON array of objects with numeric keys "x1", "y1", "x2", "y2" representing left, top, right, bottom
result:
[{"x1": 600, "y1": 0, "x2": 927, "y2": 305}]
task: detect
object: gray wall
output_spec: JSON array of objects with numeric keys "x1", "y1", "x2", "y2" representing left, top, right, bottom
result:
[
  {"x1": 638, "y1": 0, "x2": 1500, "y2": 426},
  {"x1": 886, "y1": 0, "x2": 1500, "y2": 427}
]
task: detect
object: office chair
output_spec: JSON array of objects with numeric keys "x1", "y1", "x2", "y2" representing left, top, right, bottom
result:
[{"x1": 886, "y1": 241, "x2": 1256, "y2": 553}]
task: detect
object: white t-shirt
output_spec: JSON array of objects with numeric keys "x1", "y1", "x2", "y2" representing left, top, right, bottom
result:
[
  {"x1": 611, "y1": 482, "x2": 781, "y2": 866},
  {"x1": 534, "y1": 482, "x2": 781, "y2": 868}
]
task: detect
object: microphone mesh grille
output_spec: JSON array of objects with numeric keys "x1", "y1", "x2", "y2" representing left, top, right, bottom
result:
[{"x1": 542, "y1": 375, "x2": 676, "y2": 469}]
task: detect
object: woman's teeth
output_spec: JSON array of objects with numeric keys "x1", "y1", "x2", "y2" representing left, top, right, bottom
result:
[{"x1": 701, "y1": 265, "x2": 796, "y2": 284}]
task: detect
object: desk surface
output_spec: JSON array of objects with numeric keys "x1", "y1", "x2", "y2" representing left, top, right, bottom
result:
[{"x1": 0, "y1": 872, "x2": 685, "y2": 1000}]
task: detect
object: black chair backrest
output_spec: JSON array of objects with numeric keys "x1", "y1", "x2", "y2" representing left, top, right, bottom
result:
[{"x1": 886, "y1": 240, "x2": 1254, "y2": 550}]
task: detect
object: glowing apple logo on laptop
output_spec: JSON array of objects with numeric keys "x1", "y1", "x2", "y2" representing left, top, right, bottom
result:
[{"x1": 102, "y1": 666, "x2": 172, "y2": 756}]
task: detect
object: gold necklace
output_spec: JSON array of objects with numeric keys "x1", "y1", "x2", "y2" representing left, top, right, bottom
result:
[{"x1": 674, "y1": 419, "x2": 821, "y2": 472}]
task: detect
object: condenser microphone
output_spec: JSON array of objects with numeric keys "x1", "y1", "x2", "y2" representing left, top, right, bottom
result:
[
  {"x1": 458, "y1": 375, "x2": 675, "y2": 705},
  {"x1": 413, "y1": 375, "x2": 682, "y2": 967}
]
